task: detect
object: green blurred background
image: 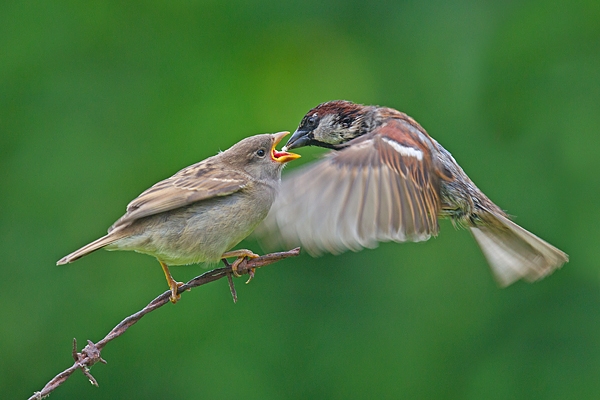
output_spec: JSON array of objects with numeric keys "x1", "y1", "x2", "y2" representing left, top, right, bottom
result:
[{"x1": 2, "y1": 1, "x2": 599, "y2": 399}]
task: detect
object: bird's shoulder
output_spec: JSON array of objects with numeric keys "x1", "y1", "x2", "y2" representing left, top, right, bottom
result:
[{"x1": 361, "y1": 108, "x2": 453, "y2": 181}]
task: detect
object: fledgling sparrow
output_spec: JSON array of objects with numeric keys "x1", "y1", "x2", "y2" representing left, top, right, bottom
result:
[
  {"x1": 258, "y1": 101, "x2": 568, "y2": 286},
  {"x1": 57, "y1": 132, "x2": 300, "y2": 302}
]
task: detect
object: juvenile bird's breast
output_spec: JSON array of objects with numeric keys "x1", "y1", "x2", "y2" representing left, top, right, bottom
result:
[{"x1": 108, "y1": 182, "x2": 278, "y2": 265}]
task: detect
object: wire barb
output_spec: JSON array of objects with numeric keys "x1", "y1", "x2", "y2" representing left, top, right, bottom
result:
[{"x1": 28, "y1": 248, "x2": 300, "y2": 400}]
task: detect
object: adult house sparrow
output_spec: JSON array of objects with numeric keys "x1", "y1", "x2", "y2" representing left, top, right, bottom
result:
[
  {"x1": 57, "y1": 132, "x2": 300, "y2": 303},
  {"x1": 258, "y1": 101, "x2": 568, "y2": 286}
]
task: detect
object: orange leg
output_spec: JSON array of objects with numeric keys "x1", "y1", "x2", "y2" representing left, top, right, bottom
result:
[
  {"x1": 159, "y1": 260, "x2": 184, "y2": 304},
  {"x1": 221, "y1": 249, "x2": 259, "y2": 278}
]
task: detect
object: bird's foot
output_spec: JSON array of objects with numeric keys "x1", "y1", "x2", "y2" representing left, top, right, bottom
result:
[
  {"x1": 159, "y1": 259, "x2": 184, "y2": 304},
  {"x1": 221, "y1": 249, "x2": 259, "y2": 277},
  {"x1": 169, "y1": 281, "x2": 185, "y2": 304}
]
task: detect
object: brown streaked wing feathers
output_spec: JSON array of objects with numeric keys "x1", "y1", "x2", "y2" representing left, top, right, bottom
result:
[
  {"x1": 257, "y1": 121, "x2": 442, "y2": 255},
  {"x1": 374, "y1": 119, "x2": 441, "y2": 232},
  {"x1": 109, "y1": 161, "x2": 247, "y2": 231}
]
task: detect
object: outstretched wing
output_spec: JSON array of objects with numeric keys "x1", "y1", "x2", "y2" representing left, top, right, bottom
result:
[
  {"x1": 110, "y1": 159, "x2": 248, "y2": 231},
  {"x1": 257, "y1": 119, "x2": 443, "y2": 255}
]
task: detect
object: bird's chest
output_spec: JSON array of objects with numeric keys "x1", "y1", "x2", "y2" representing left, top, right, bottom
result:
[{"x1": 151, "y1": 186, "x2": 275, "y2": 264}]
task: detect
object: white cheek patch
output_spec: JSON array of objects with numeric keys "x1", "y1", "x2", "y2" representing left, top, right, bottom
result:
[{"x1": 382, "y1": 137, "x2": 423, "y2": 161}]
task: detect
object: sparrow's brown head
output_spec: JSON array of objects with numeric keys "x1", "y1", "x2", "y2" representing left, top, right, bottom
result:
[{"x1": 284, "y1": 101, "x2": 373, "y2": 151}]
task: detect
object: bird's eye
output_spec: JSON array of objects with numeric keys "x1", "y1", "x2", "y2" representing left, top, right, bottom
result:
[
  {"x1": 307, "y1": 114, "x2": 319, "y2": 128},
  {"x1": 341, "y1": 116, "x2": 352, "y2": 127},
  {"x1": 256, "y1": 149, "x2": 266, "y2": 157}
]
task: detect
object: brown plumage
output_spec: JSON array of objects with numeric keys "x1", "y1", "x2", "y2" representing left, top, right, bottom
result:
[
  {"x1": 257, "y1": 101, "x2": 568, "y2": 286},
  {"x1": 57, "y1": 132, "x2": 300, "y2": 302}
]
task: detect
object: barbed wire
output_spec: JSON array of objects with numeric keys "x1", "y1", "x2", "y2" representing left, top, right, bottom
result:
[{"x1": 28, "y1": 248, "x2": 301, "y2": 400}]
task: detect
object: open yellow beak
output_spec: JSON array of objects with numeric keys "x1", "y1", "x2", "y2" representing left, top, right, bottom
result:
[{"x1": 271, "y1": 131, "x2": 301, "y2": 163}]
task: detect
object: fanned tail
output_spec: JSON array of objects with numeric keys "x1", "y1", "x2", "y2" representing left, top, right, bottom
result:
[{"x1": 470, "y1": 213, "x2": 568, "y2": 287}]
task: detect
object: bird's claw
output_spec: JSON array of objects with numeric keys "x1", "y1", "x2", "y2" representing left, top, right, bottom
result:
[
  {"x1": 231, "y1": 258, "x2": 244, "y2": 278},
  {"x1": 245, "y1": 267, "x2": 256, "y2": 284},
  {"x1": 169, "y1": 281, "x2": 185, "y2": 304},
  {"x1": 223, "y1": 249, "x2": 259, "y2": 277}
]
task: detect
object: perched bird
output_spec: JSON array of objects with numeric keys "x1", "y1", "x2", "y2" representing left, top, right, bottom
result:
[
  {"x1": 258, "y1": 101, "x2": 568, "y2": 286},
  {"x1": 57, "y1": 132, "x2": 300, "y2": 302}
]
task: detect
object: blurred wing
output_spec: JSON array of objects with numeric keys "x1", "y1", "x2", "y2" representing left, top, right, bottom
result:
[
  {"x1": 110, "y1": 160, "x2": 247, "y2": 231},
  {"x1": 257, "y1": 128, "x2": 442, "y2": 256}
]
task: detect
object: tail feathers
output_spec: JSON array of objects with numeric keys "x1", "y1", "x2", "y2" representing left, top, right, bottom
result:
[
  {"x1": 56, "y1": 233, "x2": 123, "y2": 265},
  {"x1": 470, "y1": 214, "x2": 568, "y2": 287}
]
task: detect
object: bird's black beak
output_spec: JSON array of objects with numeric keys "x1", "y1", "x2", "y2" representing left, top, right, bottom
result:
[{"x1": 282, "y1": 129, "x2": 312, "y2": 151}]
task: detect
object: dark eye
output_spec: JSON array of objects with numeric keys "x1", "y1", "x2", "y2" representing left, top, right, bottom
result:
[
  {"x1": 341, "y1": 116, "x2": 352, "y2": 127},
  {"x1": 306, "y1": 114, "x2": 319, "y2": 128},
  {"x1": 256, "y1": 148, "x2": 266, "y2": 157}
]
